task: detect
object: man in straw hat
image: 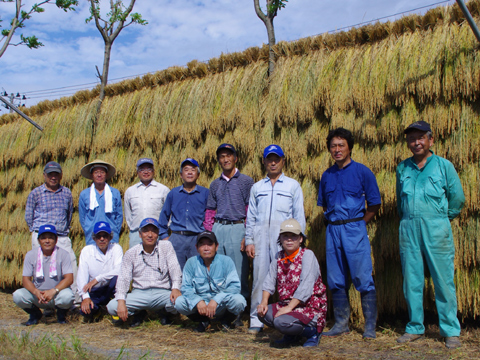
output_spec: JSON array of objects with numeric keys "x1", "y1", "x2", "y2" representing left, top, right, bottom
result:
[
  {"x1": 245, "y1": 144, "x2": 306, "y2": 334},
  {"x1": 396, "y1": 121, "x2": 465, "y2": 349},
  {"x1": 317, "y1": 127, "x2": 381, "y2": 339},
  {"x1": 175, "y1": 230, "x2": 246, "y2": 332},
  {"x1": 159, "y1": 158, "x2": 209, "y2": 270},
  {"x1": 79, "y1": 159, "x2": 123, "y2": 245},
  {"x1": 107, "y1": 218, "x2": 182, "y2": 327},
  {"x1": 25, "y1": 162, "x2": 78, "y2": 298},
  {"x1": 124, "y1": 157, "x2": 170, "y2": 249}
]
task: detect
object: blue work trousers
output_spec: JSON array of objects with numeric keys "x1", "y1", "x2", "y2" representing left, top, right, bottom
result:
[
  {"x1": 168, "y1": 233, "x2": 198, "y2": 270},
  {"x1": 175, "y1": 293, "x2": 246, "y2": 317},
  {"x1": 79, "y1": 276, "x2": 117, "y2": 317}
]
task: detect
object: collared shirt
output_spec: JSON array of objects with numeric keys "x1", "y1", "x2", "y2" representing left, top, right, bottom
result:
[
  {"x1": 78, "y1": 186, "x2": 123, "y2": 245},
  {"x1": 158, "y1": 185, "x2": 209, "y2": 239},
  {"x1": 124, "y1": 180, "x2": 170, "y2": 232},
  {"x1": 206, "y1": 170, "x2": 254, "y2": 221},
  {"x1": 396, "y1": 152, "x2": 465, "y2": 220},
  {"x1": 25, "y1": 184, "x2": 73, "y2": 236},
  {"x1": 181, "y1": 254, "x2": 241, "y2": 311},
  {"x1": 76, "y1": 243, "x2": 124, "y2": 300},
  {"x1": 317, "y1": 160, "x2": 381, "y2": 222},
  {"x1": 245, "y1": 173, "x2": 306, "y2": 246},
  {"x1": 115, "y1": 241, "x2": 182, "y2": 300},
  {"x1": 263, "y1": 249, "x2": 320, "y2": 303}
]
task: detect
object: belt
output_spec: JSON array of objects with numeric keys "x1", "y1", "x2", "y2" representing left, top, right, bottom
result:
[
  {"x1": 215, "y1": 219, "x2": 245, "y2": 225},
  {"x1": 324, "y1": 217, "x2": 364, "y2": 226},
  {"x1": 171, "y1": 231, "x2": 199, "y2": 236}
]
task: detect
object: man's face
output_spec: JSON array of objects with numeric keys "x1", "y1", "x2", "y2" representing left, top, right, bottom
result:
[
  {"x1": 139, "y1": 225, "x2": 159, "y2": 247},
  {"x1": 93, "y1": 231, "x2": 112, "y2": 252},
  {"x1": 263, "y1": 154, "x2": 284, "y2": 177},
  {"x1": 329, "y1": 137, "x2": 351, "y2": 163},
  {"x1": 217, "y1": 149, "x2": 237, "y2": 173},
  {"x1": 91, "y1": 167, "x2": 107, "y2": 186},
  {"x1": 38, "y1": 233, "x2": 57, "y2": 253},
  {"x1": 43, "y1": 171, "x2": 62, "y2": 189},
  {"x1": 196, "y1": 238, "x2": 218, "y2": 261},
  {"x1": 406, "y1": 130, "x2": 433, "y2": 157},
  {"x1": 137, "y1": 164, "x2": 154, "y2": 183},
  {"x1": 180, "y1": 165, "x2": 199, "y2": 185}
]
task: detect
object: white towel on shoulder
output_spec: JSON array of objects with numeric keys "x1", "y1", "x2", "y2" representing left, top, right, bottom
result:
[{"x1": 89, "y1": 183, "x2": 113, "y2": 213}]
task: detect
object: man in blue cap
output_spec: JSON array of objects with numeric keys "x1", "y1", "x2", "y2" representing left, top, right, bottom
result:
[
  {"x1": 204, "y1": 144, "x2": 254, "y2": 326},
  {"x1": 245, "y1": 144, "x2": 306, "y2": 334},
  {"x1": 77, "y1": 221, "x2": 123, "y2": 322},
  {"x1": 124, "y1": 158, "x2": 170, "y2": 248},
  {"x1": 317, "y1": 128, "x2": 381, "y2": 339},
  {"x1": 159, "y1": 158, "x2": 209, "y2": 270},
  {"x1": 107, "y1": 218, "x2": 182, "y2": 327},
  {"x1": 396, "y1": 121, "x2": 465, "y2": 349}
]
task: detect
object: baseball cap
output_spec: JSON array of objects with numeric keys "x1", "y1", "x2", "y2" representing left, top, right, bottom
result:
[
  {"x1": 263, "y1": 144, "x2": 284, "y2": 158},
  {"x1": 196, "y1": 231, "x2": 218, "y2": 244},
  {"x1": 38, "y1": 224, "x2": 57, "y2": 237},
  {"x1": 404, "y1": 121, "x2": 431, "y2": 134},
  {"x1": 43, "y1": 161, "x2": 62, "y2": 174},
  {"x1": 139, "y1": 218, "x2": 160, "y2": 230},
  {"x1": 216, "y1": 144, "x2": 237, "y2": 156},
  {"x1": 181, "y1": 158, "x2": 200, "y2": 169},
  {"x1": 136, "y1": 158, "x2": 154, "y2": 169},
  {"x1": 93, "y1": 221, "x2": 112, "y2": 235},
  {"x1": 279, "y1": 219, "x2": 304, "y2": 237}
]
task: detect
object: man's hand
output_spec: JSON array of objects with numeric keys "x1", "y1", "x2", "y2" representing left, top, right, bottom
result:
[
  {"x1": 246, "y1": 244, "x2": 255, "y2": 259},
  {"x1": 240, "y1": 238, "x2": 246, "y2": 252},
  {"x1": 257, "y1": 303, "x2": 268, "y2": 317},
  {"x1": 83, "y1": 278, "x2": 99, "y2": 293},
  {"x1": 117, "y1": 300, "x2": 129, "y2": 322},
  {"x1": 274, "y1": 305, "x2": 293, "y2": 318},
  {"x1": 81, "y1": 298, "x2": 94, "y2": 315},
  {"x1": 39, "y1": 289, "x2": 56, "y2": 304},
  {"x1": 205, "y1": 300, "x2": 217, "y2": 319},
  {"x1": 33, "y1": 288, "x2": 46, "y2": 303},
  {"x1": 170, "y1": 289, "x2": 181, "y2": 304},
  {"x1": 196, "y1": 300, "x2": 208, "y2": 316}
]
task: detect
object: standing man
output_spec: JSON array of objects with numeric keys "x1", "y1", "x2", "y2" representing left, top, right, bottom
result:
[
  {"x1": 175, "y1": 231, "x2": 246, "y2": 332},
  {"x1": 245, "y1": 144, "x2": 306, "y2": 334},
  {"x1": 79, "y1": 160, "x2": 123, "y2": 245},
  {"x1": 124, "y1": 158, "x2": 170, "y2": 248},
  {"x1": 396, "y1": 121, "x2": 465, "y2": 349},
  {"x1": 25, "y1": 161, "x2": 78, "y2": 297},
  {"x1": 159, "y1": 158, "x2": 209, "y2": 270},
  {"x1": 204, "y1": 144, "x2": 254, "y2": 316},
  {"x1": 317, "y1": 128, "x2": 381, "y2": 339}
]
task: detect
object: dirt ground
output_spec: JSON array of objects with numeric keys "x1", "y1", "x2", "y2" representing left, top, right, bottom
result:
[{"x1": 0, "y1": 291, "x2": 479, "y2": 360}]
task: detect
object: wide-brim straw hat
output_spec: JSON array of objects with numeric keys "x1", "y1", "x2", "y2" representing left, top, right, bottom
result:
[{"x1": 81, "y1": 159, "x2": 116, "y2": 180}]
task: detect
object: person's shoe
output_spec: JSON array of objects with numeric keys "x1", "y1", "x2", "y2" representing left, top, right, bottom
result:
[
  {"x1": 247, "y1": 327, "x2": 263, "y2": 334},
  {"x1": 130, "y1": 310, "x2": 147, "y2": 328},
  {"x1": 445, "y1": 336, "x2": 461, "y2": 349},
  {"x1": 361, "y1": 290, "x2": 377, "y2": 339},
  {"x1": 323, "y1": 289, "x2": 350, "y2": 337},
  {"x1": 274, "y1": 334, "x2": 300, "y2": 347},
  {"x1": 220, "y1": 321, "x2": 231, "y2": 332},
  {"x1": 23, "y1": 306, "x2": 43, "y2": 326},
  {"x1": 302, "y1": 326, "x2": 321, "y2": 347},
  {"x1": 83, "y1": 311, "x2": 102, "y2": 323},
  {"x1": 194, "y1": 320, "x2": 210, "y2": 333},
  {"x1": 43, "y1": 308, "x2": 55, "y2": 318},
  {"x1": 219, "y1": 310, "x2": 236, "y2": 331},
  {"x1": 55, "y1": 307, "x2": 68, "y2": 324},
  {"x1": 396, "y1": 333, "x2": 424, "y2": 343},
  {"x1": 233, "y1": 313, "x2": 244, "y2": 328},
  {"x1": 111, "y1": 315, "x2": 122, "y2": 326}
]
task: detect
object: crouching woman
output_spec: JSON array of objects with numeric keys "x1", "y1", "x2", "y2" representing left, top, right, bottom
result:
[
  {"x1": 257, "y1": 219, "x2": 327, "y2": 347},
  {"x1": 13, "y1": 225, "x2": 74, "y2": 325}
]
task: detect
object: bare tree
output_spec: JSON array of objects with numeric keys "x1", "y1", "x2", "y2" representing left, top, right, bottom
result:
[
  {"x1": 253, "y1": 0, "x2": 288, "y2": 75},
  {"x1": 87, "y1": 0, "x2": 147, "y2": 114},
  {"x1": 0, "y1": 0, "x2": 78, "y2": 59}
]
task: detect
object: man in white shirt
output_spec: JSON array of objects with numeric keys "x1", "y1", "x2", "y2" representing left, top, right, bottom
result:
[
  {"x1": 77, "y1": 221, "x2": 123, "y2": 322},
  {"x1": 124, "y1": 158, "x2": 170, "y2": 248}
]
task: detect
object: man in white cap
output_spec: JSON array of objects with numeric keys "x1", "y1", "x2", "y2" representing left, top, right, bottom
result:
[
  {"x1": 78, "y1": 159, "x2": 123, "y2": 245},
  {"x1": 124, "y1": 158, "x2": 170, "y2": 248}
]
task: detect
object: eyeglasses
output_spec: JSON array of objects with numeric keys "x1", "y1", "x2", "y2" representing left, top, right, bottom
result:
[{"x1": 138, "y1": 168, "x2": 154, "y2": 173}]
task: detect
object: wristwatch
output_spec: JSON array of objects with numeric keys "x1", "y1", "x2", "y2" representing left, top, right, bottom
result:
[{"x1": 54, "y1": 288, "x2": 60, "y2": 296}]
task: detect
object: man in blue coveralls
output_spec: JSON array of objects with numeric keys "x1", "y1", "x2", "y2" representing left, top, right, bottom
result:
[
  {"x1": 245, "y1": 144, "x2": 306, "y2": 334},
  {"x1": 396, "y1": 121, "x2": 465, "y2": 349},
  {"x1": 318, "y1": 128, "x2": 381, "y2": 339}
]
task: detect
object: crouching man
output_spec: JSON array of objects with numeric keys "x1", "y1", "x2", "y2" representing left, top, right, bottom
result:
[
  {"x1": 107, "y1": 218, "x2": 182, "y2": 327},
  {"x1": 175, "y1": 231, "x2": 246, "y2": 332},
  {"x1": 77, "y1": 221, "x2": 123, "y2": 322},
  {"x1": 13, "y1": 225, "x2": 74, "y2": 325}
]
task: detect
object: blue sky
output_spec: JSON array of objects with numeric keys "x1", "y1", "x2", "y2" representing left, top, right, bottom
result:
[{"x1": 0, "y1": 0, "x2": 453, "y2": 109}]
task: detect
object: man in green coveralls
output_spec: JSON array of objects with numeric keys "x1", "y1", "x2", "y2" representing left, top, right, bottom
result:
[{"x1": 396, "y1": 121, "x2": 465, "y2": 349}]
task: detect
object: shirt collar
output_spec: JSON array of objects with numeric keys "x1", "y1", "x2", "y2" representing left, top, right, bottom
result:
[
  {"x1": 179, "y1": 185, "x2": 199, "y2": 193},
  {"x1": 94, "y1": 243, "x2": 112, "y2": 259},
  {"x1": 138, "y1": 243, "x2": 159, "y2": 255},
  {"x1": 333, "y1": 159, "x2": 355, "y2": 171},
  {"x1": 42, "y1": 184, "x2": 63, "y2": 194},
  {"x1": 221, "y1": 168, "x2": 239, "y2": 182},
  {"x1": 264, "y1": 173, "x2": 285, "y2": 182},
  {"x1": 409, "y1": 150, "x2": 435, "y2": 170},
  {"x1": 136, "y1": 179, "x2": 158, "y2": 188}
]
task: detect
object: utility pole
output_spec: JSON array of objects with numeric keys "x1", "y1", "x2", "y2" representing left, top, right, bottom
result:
[
  {"x1": 1, "y1": 90, "x2": 27, "y2": 113},
  {"x1": 0, "y1": 92, "x2": 42, "y2": 131}
]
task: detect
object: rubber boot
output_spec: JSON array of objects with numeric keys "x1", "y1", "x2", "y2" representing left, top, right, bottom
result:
[
  {"x1": 323, "y1": 289, "x2": 350, "y2": 337},
  {"x1": 23, "y1": 306, "x2": 43, "y2": 326},
  {"x1": 220, "y1": 311, "x2": 237, "y2": 331},
  {"x1": 187, "y1": 313, "x2": 210, "y2": 333},
  {"x1": 56, "y1": 307, "x2": 68, "y2": 324},
  {"x1": 302, "y1": 326, "x2": 321, "y2": 347},
  {"x1": 274, "y1": 334, "x2": 300, "y2": 347},
  {"x1": 361, "y1": 290, "x2": 377, "y2": 339}
]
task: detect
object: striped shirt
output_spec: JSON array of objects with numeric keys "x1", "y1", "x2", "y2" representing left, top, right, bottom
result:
[
  {"x1": 25, "y1": 184, "x2": 73, "y2": 236},
  {"x1": 115, "y1": 241, "x2": 182, "y2": 301}
]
